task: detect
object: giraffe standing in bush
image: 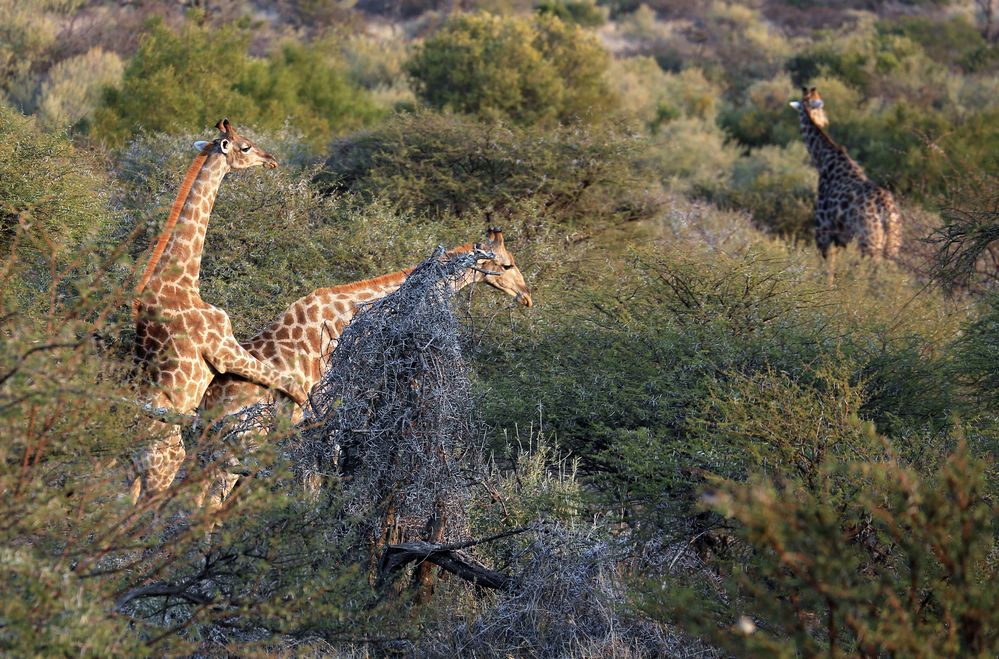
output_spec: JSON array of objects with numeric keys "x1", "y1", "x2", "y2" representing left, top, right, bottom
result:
[
  {"x1": 197, "y1": 228, "x2": 533, "y2": 508},
  {"x1": 131, "y1": 119, "x2": 307, "y2": 503},
  {"x1": 790, "y1": 87, "x2": 901, "y2": 282}
]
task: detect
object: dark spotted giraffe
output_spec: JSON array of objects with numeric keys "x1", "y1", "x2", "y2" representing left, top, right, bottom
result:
[
  {"x1": 791, "y1": 87, "x2": 901, "y2": 280},
  {"x1": 130, "y1": 119, "x2": 307, "y2": 503}
]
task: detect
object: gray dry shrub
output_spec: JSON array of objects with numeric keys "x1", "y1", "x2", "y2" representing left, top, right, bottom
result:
[
  {"x1": 418, "y1": 526, "x2": 718, "y2": 658},
  {"x1": 297, "y1": 247, "x2": 483, "y2": 547}
]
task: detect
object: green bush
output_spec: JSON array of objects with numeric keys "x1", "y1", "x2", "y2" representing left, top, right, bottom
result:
[
  {"x1": 406, "y1": 13, "x2": 615, "y2": 126},
  {"x1": 698, "y1": 2, "x2": 791, "y2": 95},
  {"x1": 0, "y1": 0, "x2": 63, "y2": 109},
  {"x1": 536, "y1": 0, "x2": 608, "y2": 27},
  {"x1": 238, "y1": 40, "x2": 382, "y2": 146},
  {"x1": 36, "y1": 47, "x2": 123, "y2": 128},
  {"x1": 91, "y1": 17, "x2": 379, "y2": 148},
  {"x1": 0, "y1": 103, "x2": 115, "y2": 313},
  {"x1": 879, "y1": 15, "x2": 996, "y2": 73},
  {"x1": 711, "y1": 142, "x2": 817, "y2": 237},
  {"x1": 952, "y1": 294, "x2": 999, "y2": 412},
  {"x1": 642, "y1": 117, "x2": 740, "y2": 195},
  {"x1": 317, "y1": 110, "x2": 656, "y2": 229},
  {"x1": 475, "y1": 230, "x2": 961, "y2": 532},
  {"x1": 644, "y1": 421, "x2": 998, "y2": 656}
]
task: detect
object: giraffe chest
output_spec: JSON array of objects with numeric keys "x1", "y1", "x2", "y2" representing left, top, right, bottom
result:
[{"x1": 135, "y1": 303, "x2": 219, "y2": 411}]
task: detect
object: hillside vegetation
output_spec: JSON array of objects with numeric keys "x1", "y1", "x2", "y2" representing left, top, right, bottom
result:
[{"x1": 1, "y1": 0, "x2": 998, "y2": 655}]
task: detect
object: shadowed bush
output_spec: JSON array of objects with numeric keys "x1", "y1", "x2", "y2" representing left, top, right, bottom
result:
[{"x1": 318, "y1": 110, "x2": 657, "y2": 228}]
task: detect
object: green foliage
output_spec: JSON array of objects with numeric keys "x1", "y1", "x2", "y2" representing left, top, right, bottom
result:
[
  {"x1": 952, "y1": 294, "x2": 999, "y2": 411},
  {"x1": 0, "y1": 103, "x2": 115, "y2": 312},
  {"x1": 406, "y1": 13, "x2": 615, "y2": 126},
  {"x1": 238, "y1": 39, "x2": 382, "y2": 146},
  {"x1": 36, "y1": 47, "x2": 124, "y2": 128},
  {"x1": 475, "y1": 230, "x2": 962, "y2": 531},
  {"x1": 0, "y1": 0, "x2": 65, "y2": 109},
  {"x1": 536, "y1": 0, "x2": 608, "y2": 27},
  {"x1": 880, "y1": 15, "x2": 997, "y2": 73},
  {"x1": 645, "y1": 117, "x2": 740, "y2": 194},
  {"x1": 91, "y1": 18, "x2": 379, "y2": 148},
  {"x1": 709, "y1": 142, "x2": 817, "y2": 237},
  {"x1": 645, "y1": 427, "x2": 998, "y2": 657},
  {"x1": 318, "y1": 110, "x2": 656, "y2": 228},
  {"x1": 697, "y1": 2, "x2": 791, "y2": 95}
]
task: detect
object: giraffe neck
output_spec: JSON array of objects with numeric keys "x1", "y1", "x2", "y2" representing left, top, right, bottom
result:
[
  {"x1": 798, "y1": 108, "x2": 863, "y2": 179},
  {"x1": 143, "y1": 153, "x2": 229, "y2": 296},
  {"x1": 312, "y1": 243, "x2": 479, "y2": 329}
]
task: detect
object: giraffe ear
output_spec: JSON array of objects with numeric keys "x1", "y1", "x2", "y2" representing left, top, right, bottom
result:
[
  {"x1": 789, "y1": 101, "x2": 801, "y2": 110},
  {"x1": 218, "y1": 138, "x2": 231, "y2": 154},
  {"x1": 193, "y1": 140, "x2": 210, "y2": 151}
]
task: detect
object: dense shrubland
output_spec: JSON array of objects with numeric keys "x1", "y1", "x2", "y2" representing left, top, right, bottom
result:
[{"x1": 2, "y1": 0, "x2": 999, "y2": 655}]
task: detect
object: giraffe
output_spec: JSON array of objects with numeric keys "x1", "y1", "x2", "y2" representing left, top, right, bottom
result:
[
  {"x1": 790, "y1": 86, "x2": 901, "y2": 283},
  {"x1": 196, "y1": 228, "x2": 532, "y2": 509},
  {"x1": 130, "y1": 118, "x2": 308, "y2": 504}
]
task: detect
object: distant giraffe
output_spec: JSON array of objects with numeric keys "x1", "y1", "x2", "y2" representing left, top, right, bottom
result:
[
  {"x1": 131, "y1": 119, "x2": 307, "y2": 503},
  {"x1": 790, "y1": 87, "x2": 901, "y2": 281},
  {"x1": 197, "y1": 228, "x2": 532, "y2": 509}
]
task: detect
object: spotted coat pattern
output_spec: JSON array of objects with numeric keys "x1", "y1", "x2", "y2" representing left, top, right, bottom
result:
[
  {"x1": 794, "y1": 87, "x2": 901, "y2": 260},
  {"x1": 197, "y1": 228, "x2": 533, "y2": 509},
  {"x1": 130, "y1": 120, "x2": 307, "y2": 503}
]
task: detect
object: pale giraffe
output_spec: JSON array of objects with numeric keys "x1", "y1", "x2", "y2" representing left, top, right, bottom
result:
[
  {"x1": 131, "y1": 119, "x2": 307, "y2": 503},
  {"x1": 790, "y1": 86, "x2": 901, "y2": 282},
  {"x1": 196, "y1": 228, "x2": 532, "y2": 509}
]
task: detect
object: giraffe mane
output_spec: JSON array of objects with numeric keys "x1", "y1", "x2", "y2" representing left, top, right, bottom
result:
[
  {"x1": 315, "y1": 243, "x2": 478, "y2": 296},
  {"x1": 132, "y1": 143, "x2": 214, "y2": 318}
]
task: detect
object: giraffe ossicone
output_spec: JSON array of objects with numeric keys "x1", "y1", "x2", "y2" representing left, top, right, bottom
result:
[{"x1": 130, "y1": 119, "x2": 307, "y2": 504}]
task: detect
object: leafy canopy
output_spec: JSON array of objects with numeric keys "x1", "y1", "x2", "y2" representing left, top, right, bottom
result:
[
  {"x1": 406, "y1": 12, "x2": 615, "y2": 126},
  {"x1": 91, "y1": 17, "x2": 379, "y2": 148}
]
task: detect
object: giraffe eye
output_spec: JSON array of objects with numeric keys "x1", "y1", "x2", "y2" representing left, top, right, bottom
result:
[
  {"x1": 240, "y1": 145, "x2": 251, "y2": 153},
  {"x1": 502, "y1": 264, "x2": 514, "y2": 270}
]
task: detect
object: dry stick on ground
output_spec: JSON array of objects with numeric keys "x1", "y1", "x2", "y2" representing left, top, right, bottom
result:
[{"x1": 378, "y1": 525, "x2": 538, "y2": 592}]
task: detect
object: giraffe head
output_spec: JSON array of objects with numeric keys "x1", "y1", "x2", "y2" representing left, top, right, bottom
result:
[
  {"x1": 789, "y1": 87, "x2": 828, "y2": 129},
  {"x1": 473, "y1": 227, "x2": 533, "y2": 307},
  {"x1": 193, "y1": 118, "x2": 278, "y2": 170}
]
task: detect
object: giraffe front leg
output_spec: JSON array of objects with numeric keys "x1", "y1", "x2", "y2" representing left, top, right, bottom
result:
[
  {"x1": 131, "y1": 424, "x2": 186, "y2": 504},
  {"x1": 204, "y1": 337, "x2": 308, "y2": 407}
]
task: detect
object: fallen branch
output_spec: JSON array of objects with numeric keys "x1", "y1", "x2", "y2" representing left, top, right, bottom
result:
[
  {"x1": 115, "y1": 580, "x2": 212, "y2": 610},
  {"x1": 378, "y1": 525, "x2": 537, "y2": 592}
]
